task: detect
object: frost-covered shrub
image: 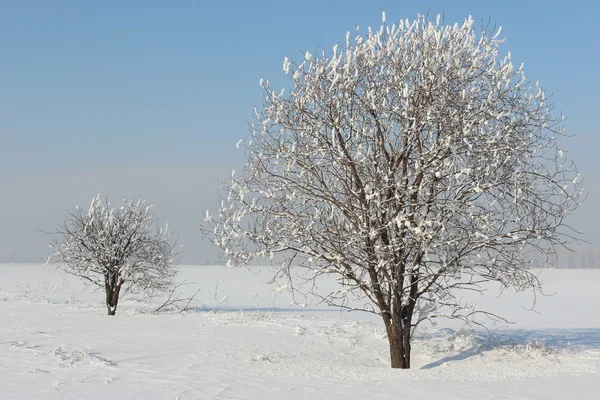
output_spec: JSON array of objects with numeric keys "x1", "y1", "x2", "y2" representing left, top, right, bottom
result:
[{"x1": 48, "y1": 195, "x2": 178, "y2": 315}]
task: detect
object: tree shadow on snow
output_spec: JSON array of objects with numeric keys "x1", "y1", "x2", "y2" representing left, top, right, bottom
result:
[
  {"x1": 499, "y1": 328, "x2": 600, "y2": 348},
  {"x1": 421, "y1": 328, "x2": 600, "y2": 369},
  {"x1": 186, "y1": 305, "x2": 349, "y2": 314}
]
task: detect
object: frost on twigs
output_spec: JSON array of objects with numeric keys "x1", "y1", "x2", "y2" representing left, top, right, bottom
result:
[
  {"x1": 203, "y1": 14, "x2": 583, "y2": 368},
  {"x1": 48, "y1": 195, "x2": 179, "y2": 315}
]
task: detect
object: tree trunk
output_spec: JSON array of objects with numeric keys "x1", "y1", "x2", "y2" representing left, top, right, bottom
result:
[
  {"x1": 384, "y1": 314, "x2": 412, "y2": 369},
  {"x1": 105, "y1": 272, "x2": 123, "y2": 316}
]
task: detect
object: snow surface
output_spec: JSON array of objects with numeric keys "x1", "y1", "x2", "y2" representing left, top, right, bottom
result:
[{"x1": 1, "y1": 264, "x2": 599, "y2": 399}]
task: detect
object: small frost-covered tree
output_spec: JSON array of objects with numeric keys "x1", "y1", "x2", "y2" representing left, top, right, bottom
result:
[
  {"x1": 49, "y1": 195, "x2": 178, "y2": 315},
  {"x1": 204, "y1": 14, "x2": 583, "y2": 368}
]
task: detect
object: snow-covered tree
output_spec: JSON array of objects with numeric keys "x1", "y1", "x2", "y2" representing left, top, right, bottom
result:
[
  {"x1": 203, "y1": 14, "x2": 583, "y2": 368},
  {"x1": 49, "y1": 195, "x2": 178, "y2": 315}
]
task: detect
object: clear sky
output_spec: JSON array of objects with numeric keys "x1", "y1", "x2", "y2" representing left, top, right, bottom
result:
[{"x1": 1, "y1": 0, "x2": 599, "y2": 264}]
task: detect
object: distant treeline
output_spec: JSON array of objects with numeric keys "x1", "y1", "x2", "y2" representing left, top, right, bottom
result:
[{"x1": 533, "y1": 247, "x2": 600, "y2": 269}]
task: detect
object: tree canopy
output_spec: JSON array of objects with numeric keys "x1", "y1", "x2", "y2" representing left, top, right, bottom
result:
[{"x1": 204, "y1": 14, "x2": 583, "y2": 368}]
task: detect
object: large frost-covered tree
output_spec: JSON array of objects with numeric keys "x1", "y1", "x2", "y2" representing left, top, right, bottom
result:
[
  {"x1": 204, "y1": 14, "x2": 583, "y2": 368},
  {"x1": 49, "y1": 195, "x2": 178, "y2": 315}
]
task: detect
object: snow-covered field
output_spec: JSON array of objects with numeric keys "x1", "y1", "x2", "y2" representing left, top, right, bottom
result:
[{"x1": 1, "y1": 264, "x2": 599, "y2": 399}]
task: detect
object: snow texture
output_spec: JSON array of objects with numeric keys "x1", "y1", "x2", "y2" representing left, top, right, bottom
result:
[{"x1": 1, "y1": 264, "x2": 599, "y2": 399}]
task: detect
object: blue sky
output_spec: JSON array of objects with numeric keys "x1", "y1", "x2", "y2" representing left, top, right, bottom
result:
[{"x1": 1, "y1": 1, "x2": 599, "y2": 263}]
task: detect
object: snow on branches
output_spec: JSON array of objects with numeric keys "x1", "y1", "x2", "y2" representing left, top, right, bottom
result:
[
  {"x1": 49, "y1": 195, "x2": 179, "y2": 315},
  {"x1": 204, "y1": 14, "x2": 583, "y2": 368}
]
